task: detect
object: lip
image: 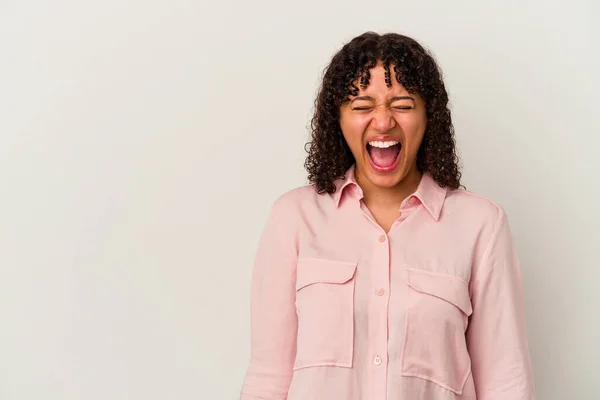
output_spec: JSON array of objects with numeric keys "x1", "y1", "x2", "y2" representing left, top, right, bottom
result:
[
  {"x1": 365, "y1": 135, "x2": 403, "y2": 174},
  {"x1": 365, "y1": 135, "x2": 402, "y2": 145},
  {"x1": 366, "y1": 142, "x2": 402, "y2": 174}
]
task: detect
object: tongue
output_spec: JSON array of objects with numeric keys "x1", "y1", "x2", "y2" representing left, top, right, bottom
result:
[{"x1": 370, "y1": 145, "x2": 400, "y2": 167}]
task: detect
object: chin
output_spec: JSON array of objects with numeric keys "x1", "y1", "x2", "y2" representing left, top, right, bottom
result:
[
  {"x1": 363, "y1": 162, "x2": 407, "y2": 188},
  {"x1": 369, "y1": 172, "x2": 404, "y2": 188}
]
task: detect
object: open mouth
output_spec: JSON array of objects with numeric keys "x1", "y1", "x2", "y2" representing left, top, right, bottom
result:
[{"x1": 366, "y1": 141, "x2": 402, "y2": 173}]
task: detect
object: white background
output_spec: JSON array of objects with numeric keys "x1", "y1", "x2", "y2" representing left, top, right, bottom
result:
[{"x1": 1, "y1": 1, "x2": 598, "y2": 399}]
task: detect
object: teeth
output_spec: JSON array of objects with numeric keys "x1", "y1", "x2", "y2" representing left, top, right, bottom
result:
[{"x1": 368, "y1": 141, "x2": 399, "y2": 148}]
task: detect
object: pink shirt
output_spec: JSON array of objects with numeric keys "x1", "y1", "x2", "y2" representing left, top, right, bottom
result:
[{"x1": 240, "y1": 165, "x2": 535, "y2": 400}]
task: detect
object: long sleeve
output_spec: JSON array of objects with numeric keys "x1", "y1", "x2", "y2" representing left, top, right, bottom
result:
[
  {"x1": 240, "y1": 201, "x2": 298, "y2": 400},
  {"x1": 466, "y1": 208, "x2": 535, "y2": 399}
]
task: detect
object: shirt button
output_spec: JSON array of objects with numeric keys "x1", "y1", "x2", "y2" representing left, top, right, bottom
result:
[
  {"x1": 408, "y1": 197, "x2": 417, "y2": 205},
  {"x1": 373, "y1": 355, "x2": 382, "y2": 365},
  {"x1": 378, "y1": 234, "x2": 386, "y2": 242},
  {"x1": 375, "y1": 288, "x2": 385, "y2": 296}
]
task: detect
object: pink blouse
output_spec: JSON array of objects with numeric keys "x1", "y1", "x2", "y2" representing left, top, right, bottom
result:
[{"x1": 241, "y1": 165, "x2": 535, "y2": 399}]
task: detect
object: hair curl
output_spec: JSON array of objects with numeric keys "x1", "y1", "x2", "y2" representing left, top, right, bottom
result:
[{"x1": 304, "y1": 31, "x2": 462, "y2": 194}]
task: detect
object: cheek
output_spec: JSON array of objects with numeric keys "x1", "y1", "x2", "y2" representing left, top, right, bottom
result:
[
  {"x1": 341, "y1": 115, "x2": 370, "y2": 132},
  {"x1": 398, "y1": 117, "x2": 426, "y2": 148},
  {"x1": 340, "y1": 117, "x2": 370, "y2": 147}
]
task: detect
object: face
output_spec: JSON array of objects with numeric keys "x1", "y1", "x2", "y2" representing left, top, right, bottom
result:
[{"x1": 339, "y1": 62, "x2": 427, "y2": 190}]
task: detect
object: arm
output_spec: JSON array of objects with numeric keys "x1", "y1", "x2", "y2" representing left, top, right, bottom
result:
[
  {"x1": 466, "y1": 208, "x2": 536, "y2": 399},
  {"x1": 240, "y1": 201, "x2": 298, "y2": 400}
]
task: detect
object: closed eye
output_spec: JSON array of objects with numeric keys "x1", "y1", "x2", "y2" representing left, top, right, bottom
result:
[{"x1": 352, "y1": 106, "x2": 413, "y2": 111}]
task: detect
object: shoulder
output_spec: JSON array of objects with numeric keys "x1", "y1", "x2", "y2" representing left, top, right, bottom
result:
[
  {"x1": 445, "y1": 187, "x2": 507, "y2": 222},
  {"x1": 272, "y1": 184, "x2": 318, "y2": 208},
  {"x1": 261, "y1": 184, "x2": 323, "y2": 247},
  {"x1": 444, "y1": 189, "x2": 517, "y2": 271},
  {"x1": 443, "y1": 188, "x2": 511, "y2": 243},
  {"x1": 268, "y1": 183, "x2": 325, "y2": 222}
]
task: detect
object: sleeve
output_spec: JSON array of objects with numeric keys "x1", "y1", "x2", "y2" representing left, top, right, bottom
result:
[
  {"x1": 240, "y1": 201, "x2": 298, "y2": 400},
  {"x1": 466, "y1": 207, "x2": 536, "y2": 399}
]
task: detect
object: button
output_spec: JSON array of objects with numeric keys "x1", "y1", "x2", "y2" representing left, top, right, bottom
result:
[
  {"x1": 378, "y1": 234, "x2": 386, "y2": 242},
  {"x1": 375, "y1": 288, "x2": 385, "y2": 296},
  {"x1": 373, "y1": 355, "x2": 382, "y2": 365},
  {"x1": 408, "y1": 197, "x2": 417, "y2": 206}
]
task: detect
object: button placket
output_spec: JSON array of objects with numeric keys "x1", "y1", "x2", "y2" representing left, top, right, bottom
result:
[{"x1": 366, "y1": 226, "x2": 389, "y2": 398}]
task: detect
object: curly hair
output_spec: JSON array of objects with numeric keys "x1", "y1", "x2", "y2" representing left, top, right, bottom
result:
[{"x1": 304, "y1": 31, "x2": 462, "y2": 194}]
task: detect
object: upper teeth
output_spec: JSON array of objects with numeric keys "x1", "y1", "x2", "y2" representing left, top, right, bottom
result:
[{"x1": 369, "y1": 141, "x2": 399, "y2": 148}]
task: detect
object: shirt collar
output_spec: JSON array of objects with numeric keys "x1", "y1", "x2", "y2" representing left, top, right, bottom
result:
[
  {"x1": 333, "y1": 164, "x2": 362, "y2": 206},
  {"x1": 410, "y1": 173, "x2": 447, "y2": 221},
  {"x1": 333, "y1": 164, "x2": 447, "y2": 221}
]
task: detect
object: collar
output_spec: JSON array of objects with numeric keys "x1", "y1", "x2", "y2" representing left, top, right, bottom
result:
[
  {"x1": 333, "y1": 164, "x2": 447, "y2": 221},
  {"x1": 410, "y1": 172, "x2": 447, "y2": 221},
  {"x1": 333, "y1": 164, "x2": 362, "y2": 206}
]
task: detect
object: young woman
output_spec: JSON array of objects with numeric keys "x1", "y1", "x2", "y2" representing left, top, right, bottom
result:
[{"x1": 240, "y1": 31, "x2": 535, "y2": 400}]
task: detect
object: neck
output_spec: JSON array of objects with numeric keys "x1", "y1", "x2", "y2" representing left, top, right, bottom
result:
[{"x1": 356, "y1": 166, "x2": 422, "y2": 209}]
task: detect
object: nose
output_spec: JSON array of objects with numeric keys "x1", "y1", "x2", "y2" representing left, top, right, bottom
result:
[{"x1": 371, "y1": 105, "x2": 396, "y2": 132}]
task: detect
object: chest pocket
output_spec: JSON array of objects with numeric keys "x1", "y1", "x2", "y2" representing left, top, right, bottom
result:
[
  {"x1": 293, "y1": 257, "x2": 357, "y2": 370},
  {"x1": 401, "y1": 267, "x2": 473, "y2": 395}
]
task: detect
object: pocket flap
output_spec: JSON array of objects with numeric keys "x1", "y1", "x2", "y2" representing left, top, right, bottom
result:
[
  {"x1": 404, "y1": 268, "x2": 473, "y2": 316},
  {"x1": 296, "y1": 258, "x2": 357, "y2": 291}
]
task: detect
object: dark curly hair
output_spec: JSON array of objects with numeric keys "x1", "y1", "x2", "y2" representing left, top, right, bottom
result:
[{"x1": 304, "y1": 31, "x2": 462, "y2": 194}]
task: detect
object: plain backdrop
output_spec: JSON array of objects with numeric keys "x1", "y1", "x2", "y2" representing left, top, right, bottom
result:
[{"x1": 1, "y1": 1, "x2": 598, "y2": 399}]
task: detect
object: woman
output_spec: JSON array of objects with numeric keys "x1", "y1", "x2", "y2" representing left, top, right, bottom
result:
[{"x1": 240, "y1": 31, "x2": 535, "y2": 400}]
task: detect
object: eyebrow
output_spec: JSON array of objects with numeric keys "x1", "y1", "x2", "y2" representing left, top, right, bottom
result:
[{"x1": 351, "y1": 95, "x2": 415, "y2": 103}]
